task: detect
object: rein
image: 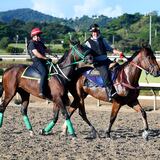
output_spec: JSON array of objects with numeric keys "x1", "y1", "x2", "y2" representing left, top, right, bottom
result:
[
  {"x1": 130, "y1": 61, "x2": 149, "y2": 74},
  {"x1": 46, "y1": 44, "x2": 89, "y2": 81},
  {"x1": 46, "y1": 61, "x2": 71, "y2": 81},
  {"x1": 61, "y1": 45, "x2": 89, "y2": 69}
]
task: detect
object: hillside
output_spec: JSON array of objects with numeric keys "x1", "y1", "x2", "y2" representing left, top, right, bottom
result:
[
  {"x1": 0, "y1": 8, "x2": 59, "y2": 23},
  {"x1": 0, "y1": 8, "x2": 111, "y2": 31},
  {"x1": 0, "y1": 9, "x2": 160, "y2": 52}
]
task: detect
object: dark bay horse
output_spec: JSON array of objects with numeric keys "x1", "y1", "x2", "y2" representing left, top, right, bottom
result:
[
  {"x1": 0, "y1": 42, "x2": 93, "y2": 138},
  {"x1": 63, "y1": 46, "x2": 160, "y2": 140}
]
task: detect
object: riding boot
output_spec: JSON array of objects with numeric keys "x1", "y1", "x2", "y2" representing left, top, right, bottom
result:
[
  {"x1": 39, "y1": 84, "x2": 46, "y2": 98},
  {"x1": 106, "y1": 84, "x2": 118, "y2": 102}
]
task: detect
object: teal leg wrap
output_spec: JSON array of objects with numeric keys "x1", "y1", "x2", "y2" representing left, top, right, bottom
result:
[
  {"x1": 44, "y1": 120, "x2": 55, "y2": 134},
  {"x1": 23, "y1": 115, "x2": 32, "y2": 130},
  {"x1": 66, "y1": 119, "x2": 75, "y2": 135},
  {"x1": 0, "y1": 112, "x2": 3, "y2": 128}
]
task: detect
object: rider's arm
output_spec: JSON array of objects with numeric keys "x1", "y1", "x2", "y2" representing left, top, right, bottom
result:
[
  {"x1": 103, "y1": 38, "x2": 122, "y2": 55},
  {"x1": 32, "y1": 49, "x2": 48, "y2": 60},
  {"x1": 103, "y1": 38, "x2": 113, "y2": 52}
]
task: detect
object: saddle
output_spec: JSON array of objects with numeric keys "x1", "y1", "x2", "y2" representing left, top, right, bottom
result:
[
  {"x1": 83, "y1": 62, "x2": 120, "y2": 88},
  {"x1": 21, "y1": 66, "x2": 41, "y2": 80},
  {"x1": 21, "y1": 63, "x2": 62, "y2": 81}
]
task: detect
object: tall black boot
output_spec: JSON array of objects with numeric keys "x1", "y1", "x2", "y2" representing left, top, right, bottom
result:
[{"x1": 106, "y1": 85, "x2": 118, "y2": 101}]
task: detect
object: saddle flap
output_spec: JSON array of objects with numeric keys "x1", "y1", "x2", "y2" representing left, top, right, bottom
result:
[
  {"x1": 21, "y1": 66, "x2": 41, "y2": 80},
  {"x1": 83, "y1": 69, "x2": 104, "y2": 87},
  {"x1": 83, "y1": 64, "x2": 120, "y2": 88}
]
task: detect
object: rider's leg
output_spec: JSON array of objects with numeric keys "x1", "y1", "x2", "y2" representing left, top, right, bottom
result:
[
  {"x1": 33, "y1": 61, "x2": 48, "y2": 97},
  {"x1": 96, "y1": 64, "x2": 117, "y2": 101}
]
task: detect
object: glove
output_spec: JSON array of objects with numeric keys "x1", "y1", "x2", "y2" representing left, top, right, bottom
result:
[
  {"x1": 119, "y1": 52, "x2": 124, "y2": 59},
  {"x1": 47, "y1": 58, "x2": 52, "y2": 62}
]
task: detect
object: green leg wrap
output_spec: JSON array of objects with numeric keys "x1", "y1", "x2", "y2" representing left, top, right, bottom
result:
[
  {"x1": 66, "y1": 119, "x2": 75, "y2": 135},
  {"x1": 44, "y1": 120, "x2": 55, "y2": 134},
  {"x1": 23, "y1": 115, "x2": 32, "y2": 130},
  {"x1": 0, "y1": 112, "x2": 3, "y2": 128}
]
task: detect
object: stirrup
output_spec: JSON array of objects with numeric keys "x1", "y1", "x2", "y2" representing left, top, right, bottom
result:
[{"x1": 39, "y1": 92, "x2": 45, "y2": 98}]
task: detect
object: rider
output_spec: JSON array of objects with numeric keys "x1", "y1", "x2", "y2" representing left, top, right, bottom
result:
[
  {"x1": 85, "y1": 24, "x2": 122, "y2": 101},
  {"x1": 27, "y1": 27, "x2": 51, "y2": 97}
]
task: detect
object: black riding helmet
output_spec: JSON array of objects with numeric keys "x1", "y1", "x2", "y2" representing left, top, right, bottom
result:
[{"x1": 89, "y1": 24, "x2": 100, "y2": 32}]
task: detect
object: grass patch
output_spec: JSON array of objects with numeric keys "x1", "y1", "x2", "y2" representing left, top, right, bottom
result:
[{"x1": 139, "y1": 71, "x2": 160, "y2": 83}]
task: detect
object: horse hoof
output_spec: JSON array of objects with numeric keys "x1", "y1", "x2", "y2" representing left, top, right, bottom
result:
[
  {"x1": 69, "y1": 134, "x2": 77, "y2": 139},
  {"x1": 39, "y1": 129, "x2": 47, "y2": 135},
  {"x1": 60, "y1": 131, "x2": 68, "y2": 137},
  {"x1": 85, "y1": 133, "x2": 97, "y2": 139},
  {"x1": 29, "y1": 130, "x2": 34, "y2": 137},
  {"x1": 14, "y1": 99, "x2": 22, "y2": 105},
  {"x1": 70, "y1": 134, "x2": 77, "y2": 142},
  {"x1": 142, "y1": 130, "x2": 149, "y2": 141}
]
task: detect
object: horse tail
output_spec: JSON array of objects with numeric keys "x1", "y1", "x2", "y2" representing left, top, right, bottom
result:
[{"x1": 0, "y1": 81, "x2": 3, "y2": 97}]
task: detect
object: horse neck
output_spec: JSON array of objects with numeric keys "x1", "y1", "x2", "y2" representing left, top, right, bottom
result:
[
  {"x1": 58, "y1": 51, "x2": 76, "y2": 78},
  {"x1": 120, "y1": 55, "x2": 142, "y2": 86}
]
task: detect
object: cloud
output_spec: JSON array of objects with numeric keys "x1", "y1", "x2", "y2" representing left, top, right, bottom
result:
[
  {"x1": 74, "y1": 0, "x2": 123, "y2": 18},
  {"x1": 31, "y1": 0, "x2": 66, "y2": 18},
  {"x1": 31, "y1": 0, "x2": 123, "y2": 18}
]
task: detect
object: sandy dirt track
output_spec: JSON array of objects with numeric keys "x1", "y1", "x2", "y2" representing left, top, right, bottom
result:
[{"x1": 0, "y1": 96, "x2": 160, "y2": 160}]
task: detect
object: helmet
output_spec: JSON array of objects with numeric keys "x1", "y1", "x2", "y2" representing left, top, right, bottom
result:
[
  {"x1": 31, "y1": 28, "x2": 42, "y2": 37},
  {"x1": 89, "y1": 24, "x2": 100, "y2": 32}
]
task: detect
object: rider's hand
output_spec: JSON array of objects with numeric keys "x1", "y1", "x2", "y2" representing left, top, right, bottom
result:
[
  {"x1": 47, "y1": 58, "x2": 52, "y2": 62},
  {"x1": 45, "y1": 58, "x2": 52, "y2": 65},
  {"x1": 119, "y1": 52, "x2": 124, "y2": 59}
]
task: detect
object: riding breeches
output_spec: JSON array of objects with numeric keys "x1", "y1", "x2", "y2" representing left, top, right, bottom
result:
[
  {"x1": 32, "y1": 60, "x2": 48, "y2": 93},
  {"x1": 95, "y1": 63, "x2": 112, "y2": 88}
]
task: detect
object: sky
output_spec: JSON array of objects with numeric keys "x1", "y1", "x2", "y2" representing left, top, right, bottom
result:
[{"x1": 0, "y1": 0, "x2": 160, "y2": 19}]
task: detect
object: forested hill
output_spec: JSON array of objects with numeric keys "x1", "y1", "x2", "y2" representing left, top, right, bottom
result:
[
  {"x1": 0, "y1": 8, "x2": 111, "y2": 31},
  {"x1": 0, "y1": 9, "x2": 160, "y2": 52},
  {"x1": 0, "y1": 8, "x2": 61, "y2": 22}
]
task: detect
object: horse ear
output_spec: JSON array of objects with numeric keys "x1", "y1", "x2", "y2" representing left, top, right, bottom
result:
[
  {"x1": 139, "y1": 39, "x2": 150, "y2": 48},
  {"x1": 69, "y1": 33, "x2": 80, "y2": 46},
  {"x1": 70, "y1": 38, "x2": 80, "y2": 46}
]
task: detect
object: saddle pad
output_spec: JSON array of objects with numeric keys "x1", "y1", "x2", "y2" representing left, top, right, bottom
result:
[
  {"x1": 83, "y1": 70, "x2": 104, "y2": 87},
  {"x1": 21, "y1": 66, "x2": 41, "y2": 80},
  {"x1": 83, "y1": 66, "x2": 120, "y2": 88}
]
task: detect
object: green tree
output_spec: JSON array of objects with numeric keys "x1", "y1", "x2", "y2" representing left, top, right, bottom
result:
[{"x1": 0, "y1": 37, "x2": 10, "y2": 49}]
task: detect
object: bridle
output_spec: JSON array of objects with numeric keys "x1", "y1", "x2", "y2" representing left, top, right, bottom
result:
[
  {"x1": 117, "y1": 48, "x2": 157, "y2": 89},
  {"x1": 125, "y1": 49, "x2": 156, "y2": 75},
  {"x1": 47, "y1": 44, "x2": 92, "y2": 81}
]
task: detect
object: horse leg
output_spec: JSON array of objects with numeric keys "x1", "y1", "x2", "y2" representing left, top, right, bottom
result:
[
  {"x1": 78, "y1": 97, "x2": 99, "y2": 139},
  {"x1": 105, "y1": 101, "x2": 121, "y2": 138},
  {"x1": 40, "y1": 104, "x2": 59, "y2": 135},
  {"x1": 62, "y1": 96, "x2": 98, "y2": 138},
  {"x1": 0, "y1": 88, "x2": 16, "y2": 128},
  {"x1": 61, "y1": 106, "x2": 76, "y2": 136},
  {"x1": 18, "y1": 90, "x2": 33, "y2": 136},
  {"x1": 129, "y1": 100, "x2": 149, "y2": 140},
  {"x1": 60, "y1": 98, "x2": 76, "y2": 138}
]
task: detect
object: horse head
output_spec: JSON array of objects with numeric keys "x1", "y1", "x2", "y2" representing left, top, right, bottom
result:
[
  {"x1": 69, "y1": 40, "x2": 93, "y2": 65},
  {"x1": 132, "y1": 46, "x2": 160, "y2": 77},
  {"x1": 56, "y1": 40, "x2": 93, "y2": 81}
]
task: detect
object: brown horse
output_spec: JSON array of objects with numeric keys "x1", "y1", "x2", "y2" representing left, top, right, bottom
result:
[
  {"x1": 63, "y1": 46, "x2": 160, "y2": 140},
  {"x1": 0, "y1": 42, "x2": 93, "y2": 138}
]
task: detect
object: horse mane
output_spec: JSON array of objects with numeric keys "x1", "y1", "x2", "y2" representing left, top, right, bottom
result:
[
  {"x1": 119, "y1": 50, "x2": 140, "y2": 69},
  {"x1": 57, "y1": 40, "x2": 80, "y2": 64},
  {"x1": 57, "y1": 51, "x2": 69, "y2": 64},
  {"x1": 120, "y1": 45, "x2": 152, "y2": 69}
]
